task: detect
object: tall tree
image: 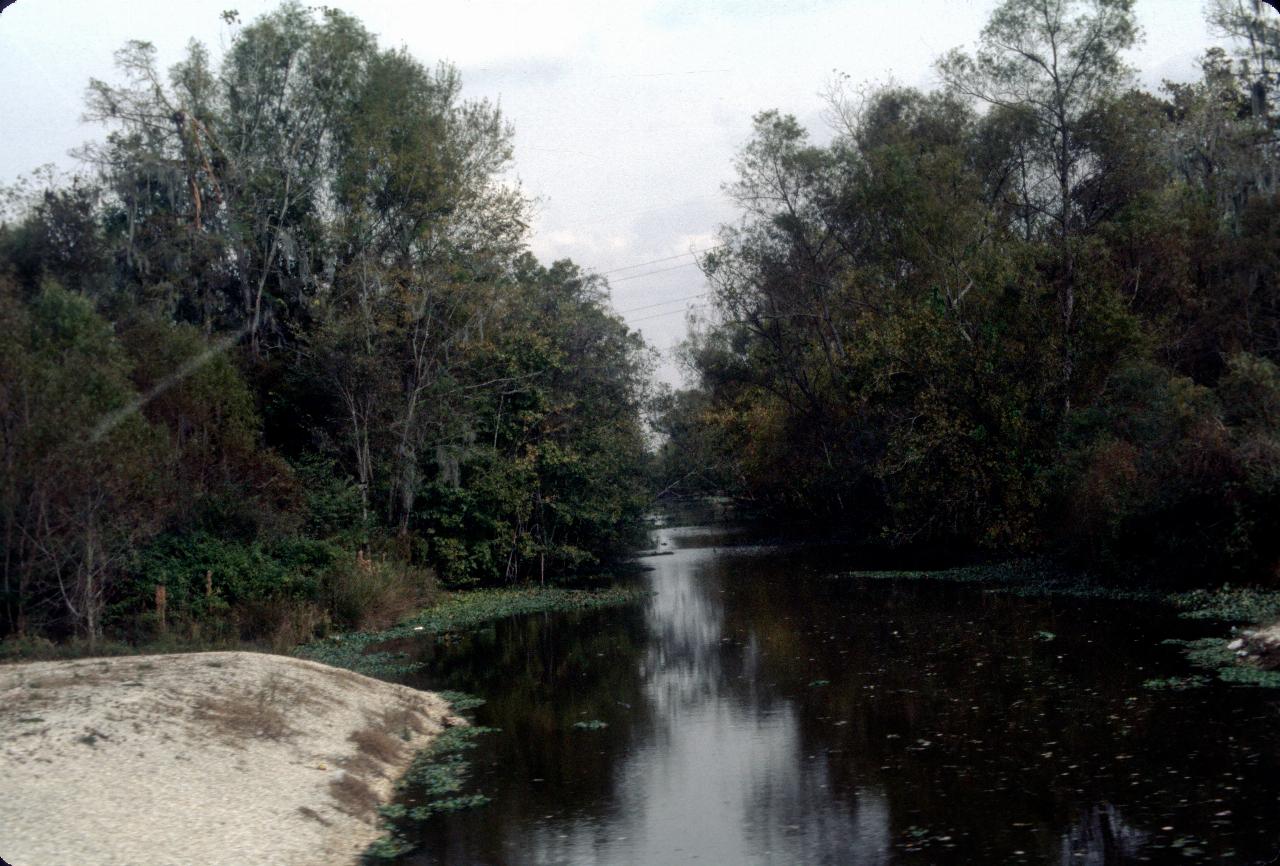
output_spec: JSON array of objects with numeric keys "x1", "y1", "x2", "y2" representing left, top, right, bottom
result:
[{"x1": 939, "y1": 0, "x2": 1140, "y2": 410}]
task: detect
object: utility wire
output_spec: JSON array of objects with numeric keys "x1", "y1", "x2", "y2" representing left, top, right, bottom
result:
[
  {"x1": 608, "y1": 260, "x2": 706, "y2": 284},
  {"x1": 618, "y1": 292, "x2": 707, "y2": 315},
  {"x1": 599, "y1": 245, "x2": 723, "y2": 277},
  {"x1": 630, "y1": 304, "x2": 707, "y2": 325}
]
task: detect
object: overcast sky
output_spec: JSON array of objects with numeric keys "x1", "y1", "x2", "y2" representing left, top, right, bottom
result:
[{"x1": 0, "y1": 0, "x2": 1216, "y2": 384}]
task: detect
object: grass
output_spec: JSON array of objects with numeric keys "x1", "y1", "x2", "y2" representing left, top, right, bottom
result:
[
  {"x1": 330, "y1": 772, "x2": 379, "y2": 820},
  {"x1": 298, "y1": 584, "x2": 652, "y2": 678},
  {"x1": 0, "y1": 632, "x2": 248, "y2": 664},
  {"x1": 349, "y1": 727, "x2": 405, "y2": 764},
  {"x1": 192, "y1": 675, "x2": 304, "y2": 743}
]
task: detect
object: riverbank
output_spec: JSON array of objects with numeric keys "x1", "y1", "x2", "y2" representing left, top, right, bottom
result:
[
  {"x1": 296, "y1": 584, "x2": 653, "y2": 678},
  {"x1": 845, "y1": 560, "x2": 1280, "y2": 688},
  {"x1": 0, "y1": 651, "x2": 458, "y2": 866},
  {"x1": 0, "y1": 583, "x2": 652, "y2": 865},
  {"x1": 0, "y1": 584, "x2": 653, "y2": 670}
]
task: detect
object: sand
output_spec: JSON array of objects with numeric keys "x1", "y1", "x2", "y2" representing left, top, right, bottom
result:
[{"x1": 0, "y1": 651, "x2": 457, "y2": 866}]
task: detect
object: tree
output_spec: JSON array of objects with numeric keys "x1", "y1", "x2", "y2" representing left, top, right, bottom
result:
[
  {"x1": 0, "y1": 282, "x2": 168, "y2": 642},
  {"x1": 1207, "y1": 0, "x2": 1280, "y2": 200},
  {"x1": 939, "y1": 0, "x2": 1141, "y2": 409}
]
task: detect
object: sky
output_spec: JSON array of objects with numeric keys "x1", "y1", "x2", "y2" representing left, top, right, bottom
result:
[{"x1": 0, "y1": 0, "x2": 1217, "y2": 385}]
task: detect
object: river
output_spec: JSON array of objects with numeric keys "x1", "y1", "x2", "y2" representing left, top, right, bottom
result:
[{"x1": 390, "y1": 519, "x2": 1280, "y2": 865}]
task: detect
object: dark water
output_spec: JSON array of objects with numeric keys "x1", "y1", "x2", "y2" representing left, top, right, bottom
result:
[{"x1": 392, "y1": 523, "x2": 1280, "y2": 865}]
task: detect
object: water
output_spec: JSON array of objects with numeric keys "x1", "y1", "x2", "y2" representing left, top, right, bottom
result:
[{"x1": 390, "y1": 522, "x2": 1280, "y2": 865}]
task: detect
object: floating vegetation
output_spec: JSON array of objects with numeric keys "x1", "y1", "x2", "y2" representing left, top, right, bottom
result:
[
  {"x1": 434, "y1": 690, "x2": 486, "y2": 713},
  {"x1": 841, "y1": 560, "x2": 1158, "y2": 602},
  {"x1": 299, "y1": 585, "x2": 652, "y2": 678},
  {"x1": 1216, "y1": 667, "x2": 1280, "y2": 688},
  {"x1": 1142, "y1": 674, "x2": 1211, "y2": 691},
  {"x1": 1160, "y1": 638, "x2": 1280, "y2": 689},
  {"x1": 1164, "y1": 589, "x2": 1280, "y2": 689},
  {"x1": 808, "y1": 679, "x2": 831, "y2": 687},
  {"x1": 364, "y1": 725, "x2": 499, "y2": 861},
  {"x1": 572, "y1": 719, "x2": 609, "y2": 730},
  {"x1": 845, "y1": 561, "x2": 1280, "y2": 690},
  {"x1": 1169, "y1": 586, "x2": 1280, "y2": 623},
  {"x1": 899, "y1": 824, "x2": 957, "y2": 853},
  {"x1": 1162, "y1": 637, "x2": 1236, "y2": 669}
]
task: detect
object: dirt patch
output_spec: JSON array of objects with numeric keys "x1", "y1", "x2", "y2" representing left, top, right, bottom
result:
[
  {"x1": 0, "y1": 651, "x2": 454, "y2": 866},
  {"x1": 330, "y1": 771, "x2": 380, "y2": 819}
]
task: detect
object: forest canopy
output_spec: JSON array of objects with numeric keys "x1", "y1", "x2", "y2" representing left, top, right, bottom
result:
[
  {"x1": 657, "y1": 0, "x2": 1280, "y2": 585},
  {"x1": 7, "y1": 0, "x2": 1280, "y2": 651},
  {"x1": 0, "y1": 4, "x2": 652, "y2": 645}
]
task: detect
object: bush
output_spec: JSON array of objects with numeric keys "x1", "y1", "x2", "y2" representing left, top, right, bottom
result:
[
  {"x1": 323, "y1": 555, "x2": 438, "y2": 632},
  {"x1": 113, "y1": 530, "x2": 436, "y2": 645},
  {"x1": 1054, "y1": 357, "x2": 1280, "y2": 585},
  {"x1": 232, "y1": 597, "x2": 331, "y2": 651},
  {"x1": 123, "y1": 533, "x2": 342, "y2": 620}
]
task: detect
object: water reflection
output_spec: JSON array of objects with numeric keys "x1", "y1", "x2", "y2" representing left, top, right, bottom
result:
[
  {"x1": 1059, "y1": 805, "x2": 1145, "y2": 865},
  {"x1": 396, "y1": 525, "x2": 1280, "y2": 865}
]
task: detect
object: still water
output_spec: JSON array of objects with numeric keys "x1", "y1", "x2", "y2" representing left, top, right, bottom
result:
[{"x1": 392, "y1": 522, "x2": 1280, "y2": 865}]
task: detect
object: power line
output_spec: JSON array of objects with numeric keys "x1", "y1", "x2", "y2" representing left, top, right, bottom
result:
[
  {"x1": 599, "y1": 245, "x2": 723, "y2": 277},
  {"x1": 630, "y1": 304, "x2": 708, "y2": 325},
  {"x1": 608, "y1": 260, "x2": 706, "y2": 284},
  {"x1": 618, "y1": 292, "x2": 707, "y2": 315}
]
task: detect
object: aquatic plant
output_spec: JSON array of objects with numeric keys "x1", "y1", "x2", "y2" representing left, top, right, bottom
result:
[
  {"x1": 434, "y1": 690, "x2": 486, "y2": 713},
  {"x1": 845, "y1": 562, "x2": 1280, "y2": 691},
  {"x1": 1169, "y1": 586, "x2": 1280, "y2": 623},
  {"x1": 364, "y1": 725, "x2": 500, "y2": 860},
  {"x1": 1216, "y1": 667, "x2": 1280, "y2": 688},
  {"x1": 843, "y1": 560, "x2": 1158, "y2": 602},
  {"x1": 1142, "y1": 675, "x2": 1211, "y2": 691},
  {"x1": 1159, "y1": 638, "x2": 1280, "y2": 689},
  {"x1": 298, "y1": 585, "x2": 652, "y2": 678}
]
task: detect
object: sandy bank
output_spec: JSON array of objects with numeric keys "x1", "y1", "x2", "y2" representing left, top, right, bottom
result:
[{"x1": 0, "y1": 651, "x2": 457, "y2": 866}]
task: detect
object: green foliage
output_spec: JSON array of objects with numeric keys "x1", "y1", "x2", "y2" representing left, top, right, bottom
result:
[
  {"x1": 668, "y1": 5, "x2": 1280, "y2": 587},
  {"x1": 0, "y1": 281, "x2": 169, "y2": 641},
  {"x1": 1161, "y1": 636, "x2": 1280, "y2": 689},
  {"x1": 1170, "y1": 586, "x2": 1280, "y2": 623},
  {"x1": 296, "y1": 584, "x2": 651, "y2": 677},
  {"x1": 409, "y1": 256, "x2": 652, "y2": 586},
  {"x1": 0, "y1": 4, "x2": 653, "y2": 647},
  {"x1": 1142, "y1": 675, "x2": 1211, "y2": 691},
  {"x1": 127, "y1": 532, "x2": 338, "y2": 614},
  {"x1": 365, "y1": 724, "x2": 499, "y2": 860}
]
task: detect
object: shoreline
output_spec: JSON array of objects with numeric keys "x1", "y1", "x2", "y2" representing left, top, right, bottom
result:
[
  {"x1": 0, "y1": 583, "x2": 654, "y2": 865},
  {"x1": 0, "y1": 651, "x2": 462, "y2": 866}
]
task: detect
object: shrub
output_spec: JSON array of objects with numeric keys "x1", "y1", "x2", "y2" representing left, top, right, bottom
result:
[{"x1": 323, "y1": 555, "x2": 438, "y2": 632}]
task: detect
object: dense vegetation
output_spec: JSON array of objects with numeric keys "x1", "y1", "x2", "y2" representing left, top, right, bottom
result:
[
  {"x1": 0, "y1": 5, "x2": 652, "y2": 647},
  {"x1": 657, "y1": 0, "x2": 1280, "y2": 586}
]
